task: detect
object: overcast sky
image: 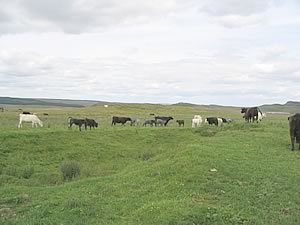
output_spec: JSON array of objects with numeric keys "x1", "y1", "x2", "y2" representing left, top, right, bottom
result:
[{"x1": 0, "y1": 0, "x2": 300, "y2": 106}]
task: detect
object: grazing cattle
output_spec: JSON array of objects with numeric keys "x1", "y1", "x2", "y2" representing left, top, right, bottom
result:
[
  {"x1": 149, "y1": 113, "x2": 155, "y2": 116},
  {"x1": 69, "y1": 117, "x2": 87, "y2": 131},
  {"x1": 85, "y1": 118, "x2": 98, "y2": 130},
  {"x1": 131, "y1": 118, "x2": 141, "y2": 126},
  {"x1": 156, "y1": 119, "x2": 165, "y2": 126},
  {"x1": 18, "y1": 114, "x2": 43, "y2": 128},
  {"x1": 0, "y1": 107, "x2": 4, "y2": 112},
  {"x1": 220, "y1": 117, "x2": 230, "y2": 123},
  {"x1": 43, "y1": 113, "x2": 49, "y2": 116},
  {"x1": 176, "y1": 120, "x2": 184, "y2": 127},
  {"x1": 112, "y1": 116, "x2": 132, "y2": 126},
  {"x1": 288, "y1": 113, "x2": 300, "y2": 150},
  {"x1": 192, "y1": 115, "x2": 202, "y2": 128},
  {"x1": 154, "y1": 116, "x2": 173, "y2": 126},
  {"x1": 143, "y1": 119, "x2": 156, "y2": 127},
  {"x1": 205, "y1": 117, "x2": 219, "y2": 126},
  {"x1": 242, "y1": 107, "x2": 262, "y2": 123}
]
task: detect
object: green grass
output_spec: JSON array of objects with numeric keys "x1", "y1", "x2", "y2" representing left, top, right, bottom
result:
[{"x1": 0, "y1": 104, "x2": 300, "y2": 225}]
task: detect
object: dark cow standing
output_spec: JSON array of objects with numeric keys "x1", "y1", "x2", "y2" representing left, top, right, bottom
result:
[
  {"x1": 85, "y1": 118, "x2": 98, "y2": 130},
  {"x1": 205, "y1": 117, "x2": 219, "y2": 126},
  {"x1": 69, "y1": 117, "x2": 87, "y2": 131},
  {"x1": 176, "y1": 120, "x2": 184, "y2": 127},
  {"x1": 22, "y1": 111, "x2": 33, "y2": 115},
  {"x1": 112, "y1": 116, "x2": 132, "y2": 126},
  {"x1": 154, "y1": 116, "x2": 173, "y2": 126},
  {"x1": 241, "y1": 107, "x2": 262, "y2": 123},
  {"x1": 288, "y1": 114, "x2": 300, "y2": 150}
]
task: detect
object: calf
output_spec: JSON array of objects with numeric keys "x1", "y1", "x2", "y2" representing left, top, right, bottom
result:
[
  {"x1": 156, "y1": 119, "x2": 165, "y2": 126},
  {"x1": 85, "y1": 118, "x2": 98, "y2": 130},
  {"x1": 288, "y1": 113, "x2": 300, "y2": 150},
  {"x1": 143, "y1": 119, "x2": 156, "y2": 127},
  {"x1": 176, "y1": 120, "x2": 184, "y2": 127}
]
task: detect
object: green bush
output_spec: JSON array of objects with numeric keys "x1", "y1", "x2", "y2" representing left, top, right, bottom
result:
[
  {"x1": 22, "y1": 166, "x2": 34, "y2": 179},
  {"x1": 60, "y1": 161, "x2": 81, "y2": 181}
]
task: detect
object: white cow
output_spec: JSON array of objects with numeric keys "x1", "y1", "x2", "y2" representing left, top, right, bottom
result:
[
  {"x1": 255, "y1": 112, "x2": 266, "y2": 122},
  {"x1": 192, "y1": 115, "x2": 202, "y2": 128},
  {"x1": 217, "y1": 118, "x2": 223, "y2": 126},
  {"x1": 18, "y1": 114, "x2": 43, "y2": 128}
]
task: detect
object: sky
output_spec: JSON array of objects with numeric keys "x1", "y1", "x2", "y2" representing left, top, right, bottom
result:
[{"x1": 0, "y1": 0, "x2": 300, "y2": 106}]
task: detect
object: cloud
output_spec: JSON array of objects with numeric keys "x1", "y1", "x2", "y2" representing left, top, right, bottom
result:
[
  {"x1": 0, "y1": 0, "x2": 197, "y2": 34},
  {"x1": 0, "y1": 0, "x2": 287, "y2": 34},
  {"x1": 199, "y1": 0, "x2": 283, "y2": 27},
  {"x1": 199, "y1": 0, "x2": 274, "y2": 16},
  {"x1": 216, "y1": 14, "x2": 264, "y2": 28}
]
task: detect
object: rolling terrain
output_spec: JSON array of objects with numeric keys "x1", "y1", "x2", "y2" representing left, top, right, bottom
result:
[{"x1": 0, "y1": 102, "x2": 300, "y2": 225}]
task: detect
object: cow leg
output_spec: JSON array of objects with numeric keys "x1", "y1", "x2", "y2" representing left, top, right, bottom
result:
[
  {"x1": 18, "y1": 121, "x2": 22, "y2": 128},
  {"x1": 291, "y1": 136, "x2": 295, "y2": 151},
  {"x1": 79, "y1": 125, "x2": 82, "y2": 131}
]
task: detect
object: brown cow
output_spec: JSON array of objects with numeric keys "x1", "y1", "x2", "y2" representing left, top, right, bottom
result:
[{"x1": 288, "y1": 113, "x2": 300, "y2": 150}]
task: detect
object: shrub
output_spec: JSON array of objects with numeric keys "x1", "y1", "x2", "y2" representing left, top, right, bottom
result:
[
  {"x1": 22, "y1": 166, "x2": 34, "y2": 179},
  {"x1": 61, "y1": 161, "x2": 81, "y2": 181}
]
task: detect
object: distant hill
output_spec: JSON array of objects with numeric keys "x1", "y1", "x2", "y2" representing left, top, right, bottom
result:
[
  {"x1": 260, "y1": 101, "x2": 300, "y2": 114},
  {"x1": 0, "y1": 97, "x2": 104, "y2": 108}
]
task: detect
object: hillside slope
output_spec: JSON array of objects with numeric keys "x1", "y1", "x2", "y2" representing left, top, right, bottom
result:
[{"x1": 0, "y1": 104, "x2": 299, "y2": 225}]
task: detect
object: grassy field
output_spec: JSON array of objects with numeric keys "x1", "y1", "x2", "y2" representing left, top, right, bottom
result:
[{"x1": 1, "y1": 103, "x2": 300, "y2": 225}]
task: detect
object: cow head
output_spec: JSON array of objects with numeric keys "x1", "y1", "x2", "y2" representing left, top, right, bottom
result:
[{"x1": 241, "y1": 108, "x2": 248, "y2": 113}]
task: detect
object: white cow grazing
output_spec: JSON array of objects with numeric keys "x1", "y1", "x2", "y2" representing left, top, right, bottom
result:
[
  {"x1": 192, "y1": 115, "x2": 202, "y2": 128},
  {"x1": 18, "y1": 114, "x2": 43, "y2": 128}
]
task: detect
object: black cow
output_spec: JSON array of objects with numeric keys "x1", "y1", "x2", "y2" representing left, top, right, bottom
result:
[
  {"x1": 22, "y1": 111, "x2": 33, "y2": 114},
  {"x1": 288, "y1": 113, "x2": 300, "y2": 150},
  {"x1": 242, "y1": 107, "x2": 261, "y2": 123},
  {"x1": 221, "y1": 118, "x2": 227, "y2": 123},
  {"x1": 154, "y1": 116, "x2": 173, "y2": 126},
  {"x1": 0, "y1": 107, "x2": 4, "y2": 112},
  {"x1": 69, "y1": 117, "x2": 87, "y2": 131},
  {"x1": 112, "y1": 116, "x2": 132, "y2": 126},
  {"x1": 205, "y1": 117, "x2": 219, "y2": 126},
  {"x1": 85, "y1": 118, "x2": 98, "y2": 130},
  {"x1": 176, "y1": 120, "x2": 184, "y2": 127}
]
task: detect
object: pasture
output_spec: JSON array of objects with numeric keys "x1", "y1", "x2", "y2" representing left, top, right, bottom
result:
[{"x1": 1, "y1": 103, "x2": 300, "y2": 225}]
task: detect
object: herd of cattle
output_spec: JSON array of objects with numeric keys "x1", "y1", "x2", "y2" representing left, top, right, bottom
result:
[{"x1": 14, "y1": 107, "x2": 300, "y2": 150}]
